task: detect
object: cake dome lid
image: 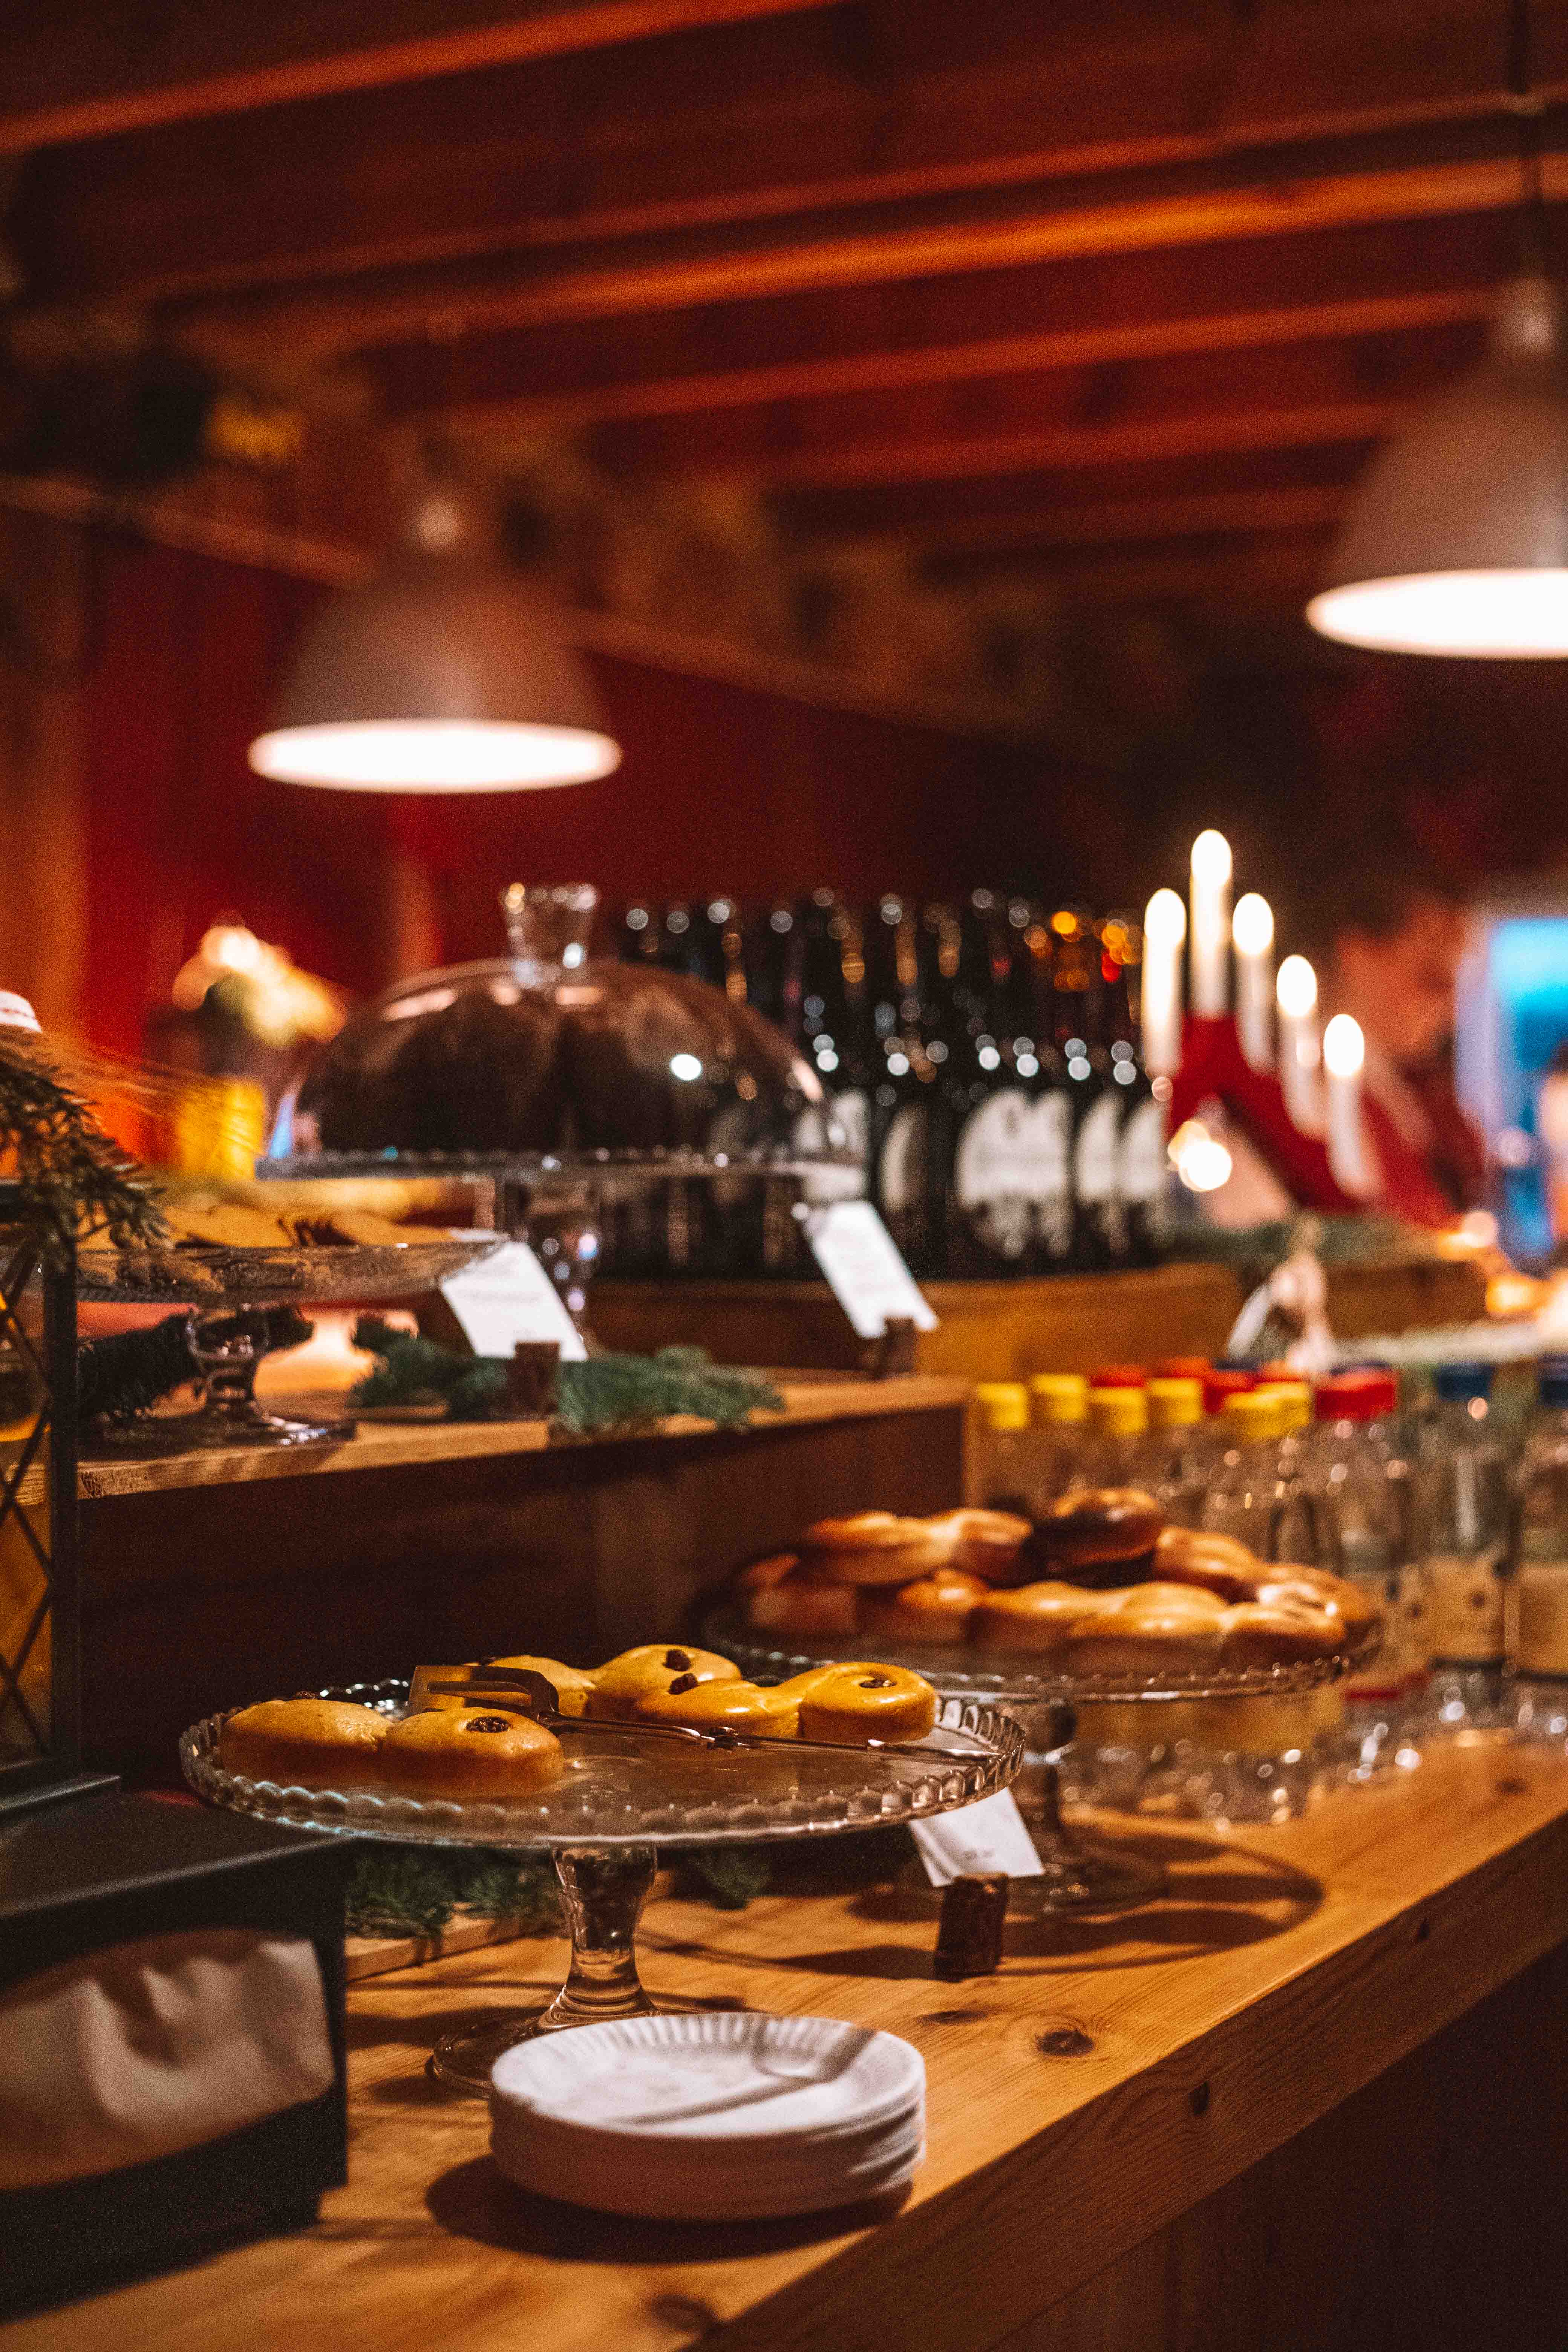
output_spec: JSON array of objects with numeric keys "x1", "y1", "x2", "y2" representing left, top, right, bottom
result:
[{"x1": 289, "y1": 884, "x2": 830, "y2": 1163}]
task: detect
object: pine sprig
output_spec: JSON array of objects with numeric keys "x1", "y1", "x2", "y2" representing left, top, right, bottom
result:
[
  {"x1": 344, "y1": 1844, "x2": 561, "y2": 1939},
  {"x1": 349, "y1": 1321, "x2": 781, "y2": 1434},
  {"x1": 0, "y1": 1035, "x2": 167, "y2": 1266}
]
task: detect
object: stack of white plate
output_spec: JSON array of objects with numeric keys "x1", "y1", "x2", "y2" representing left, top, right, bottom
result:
[{"x1": 490, "y1": 2011, "x2": 925, "y2": 2220}]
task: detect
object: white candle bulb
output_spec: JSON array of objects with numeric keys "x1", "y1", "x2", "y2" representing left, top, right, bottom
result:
[
  {"x1": 1141, "y1": 888, "x2": 1187, "y2": 1078},
  {"x1": 1189, "y1": 830, "x2": 1232, "y2": 1018},
  {"x1": 1322, "y1": 1013, "x2": 1374, "y2": 1194},
  {"x1": 1276, "y1": 954, "x2": 1323, "y2": 1136},
  {"x1": 1231, "y1": 892, "x2": 1274, "y2": 1073}
]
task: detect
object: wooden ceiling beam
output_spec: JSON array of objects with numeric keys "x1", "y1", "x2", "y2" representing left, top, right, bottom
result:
[
  {"x1": 772, "y1": 439, "x2": 1372, "y2": 540},
  {"x1": 19, "y1": 1, "x2": 1568, "y2": 309},
  {"x1": 910, "y1": 485, "x2": 1352, "y2": 567},
  {"x1": 570, "y1": 316, "x2": 1479, "y2": 478},
  {"x1": 162, "y1": 124, "x2": 1568, "y2": 368},
  {"x1": 0, "y1": 1, "x2": 840, "y2": 155}
]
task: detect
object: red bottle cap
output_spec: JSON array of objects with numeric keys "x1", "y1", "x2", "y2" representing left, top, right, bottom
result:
[
  {"x1": 1202, "y1": 1367, "x2": 1255, "y2": 1416},
  {"x1": 1087, "y1": 1362, "x2": 1146, "y2": 1389},
  {"x1": 1314, "y1": 1371, "x2": 1398, "y2": 1422},
  {"x1": 1150, "y1": 1357, "x2": 1211, "y2": 1381}
]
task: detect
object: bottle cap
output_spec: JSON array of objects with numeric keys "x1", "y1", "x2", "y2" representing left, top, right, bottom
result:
[
  {"x1": 1540, "y1": 1358, "x2": 1568, "y2": 1410},
  {"x1": 1202, "y1": 1367, "x2": 1255, "y2": 1417},
  {"x1": 1150, "y1": 1357, "x2": 1211, "y2": 1381},
  {"x1": 1145, "y1": 1376, "x2": 1203, "y2": 1428},
  {"x1": 974, "y1": 1381, "x2": 1029, "y2": 1433},
  {"x1": 1223, "y1": 1389, "x2": 1282, "y2": 1442},
  {"x1": 1086, "y1": 1362, "x2": 1146, "y2": 1389},
  {"x1": 1314, "y1": 1371, "x2": 1397, "y2": 1423},
  {"x1": 1088, "y1": 1384, "x2": 1148, "y2": 1438},
  {"x1": 1433, "y1": 1362, "x2": 1493, "y2": 1404},
  {"x1": 1027, "y1": 1372, "x2": 1088, "y2": 1426},
  {"x1": 1255, "y1": 1381, "x2": 1311, "y2": 1432}
]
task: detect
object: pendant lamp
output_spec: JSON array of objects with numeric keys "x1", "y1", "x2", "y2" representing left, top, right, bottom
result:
[
  {"x1": 248, "y1": 474, "x2": 620, "y2": 790},
  {"x1": 1307, "y1": 0, "x2": 1568, "y2": 657}
]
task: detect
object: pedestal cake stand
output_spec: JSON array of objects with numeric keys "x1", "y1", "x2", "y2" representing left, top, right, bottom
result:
[
  {"x1": 704, "y1": 1605, "x2": 1357, "y2": 1913},
  {"x1": 80, "y1": 1237, "x2": 500, "y2": 1451},
  {"x1": 182, "y1": 1682, "x2": 1024, "y2": 2092}
]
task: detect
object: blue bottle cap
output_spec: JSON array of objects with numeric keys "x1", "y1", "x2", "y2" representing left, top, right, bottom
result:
[
  {"x1": 1433, "y1": 1361, "x2": 1493, "y2": 1403},
  {"x1": 1540, "y1": 1358, "x2": 1568, "y2": 1410}
]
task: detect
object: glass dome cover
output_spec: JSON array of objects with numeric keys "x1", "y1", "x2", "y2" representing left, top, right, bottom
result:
[{"x1": 292, "y1": 884, "x2": 826, "y2": 1159}]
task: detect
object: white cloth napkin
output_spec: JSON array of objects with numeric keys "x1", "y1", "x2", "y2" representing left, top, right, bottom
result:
[{"x1": 0, "y1": 1927, "x2": 334, "y2": 2191}]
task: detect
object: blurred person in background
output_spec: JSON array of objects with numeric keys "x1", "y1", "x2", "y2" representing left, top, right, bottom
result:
[{"x1": 1298, "y1": 846, "x2": 1485, "y2": 1223}]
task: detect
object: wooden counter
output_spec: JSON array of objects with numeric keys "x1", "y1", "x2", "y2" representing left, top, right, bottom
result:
[
  {"x1": 590, "y1": 1254, "x2": 1492, "y2": 1380},
  {"x1": 17, "y1": 1746, "x2": 1568, "y2": 2352},
  {"x1": 72, "y1": 1376, "x2": 968, "y2": 1782}
]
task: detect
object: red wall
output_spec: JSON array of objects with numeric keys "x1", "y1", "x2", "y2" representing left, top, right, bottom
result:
[{"x1": 79, "y1": 534, "x2": 1043, "y2": 1051}]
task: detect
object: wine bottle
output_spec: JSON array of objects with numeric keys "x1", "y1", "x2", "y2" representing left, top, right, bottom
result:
[
  {"x1": 944, "y1": 891, "x2": 1037, "y2": 1274},
  {"x1": 1103, "y1": 912, "x2": 1168, "y2": 1267},
  {"x1": 868, "y1": 900, "x2": 945, "y2": 1275},
  {"x1": 1051, "y1": 910, "x2": 1117, "y2": 1271}
]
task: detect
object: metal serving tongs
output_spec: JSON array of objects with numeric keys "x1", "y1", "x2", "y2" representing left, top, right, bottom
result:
[{"x1": 418, "y1": 1666, "x2": 947, "y2": 1762}]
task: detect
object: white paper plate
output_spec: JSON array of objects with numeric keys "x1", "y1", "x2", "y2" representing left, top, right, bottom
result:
[{"x1": 489, "y1": 2011, "x2": 926, "y2": 2219}]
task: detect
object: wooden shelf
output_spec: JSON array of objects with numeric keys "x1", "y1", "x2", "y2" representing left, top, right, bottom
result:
[
  {"x1": 23, "y1": 1744, "x2": 1568, "y2": 2351},
  {"x1": 49, "y1": 1373, "x2": 966, "y2": 1502}
]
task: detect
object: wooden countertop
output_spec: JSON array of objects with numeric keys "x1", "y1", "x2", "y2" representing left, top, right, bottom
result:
[
  {"x1": 62, "y1": 1373, "x2": 968, "y2": 1500},
  {"x1": 15, "y1": 1744, "x2": 1568, "y2": 2352}
]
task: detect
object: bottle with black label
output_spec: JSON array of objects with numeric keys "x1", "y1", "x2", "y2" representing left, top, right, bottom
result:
[
  {"x1": 1102, "y1": 912, "x2": 1168, "y2": 1267},
  {"x1": 1051, "y1": 910, "x2": 1119, "y2": 1270},
  {"x1": 997, "y1": 902, "x2": 1073, "y2": 1272},
  {"x1": 944, "y1": 892, "x2": 1038, "y2": 1274},
  {"x1": 792, "y1": 889, "x2": 871, "y2": 1209},
  {"x1": 868, "y1": 900, "x2": 945, "y2": 1275}
]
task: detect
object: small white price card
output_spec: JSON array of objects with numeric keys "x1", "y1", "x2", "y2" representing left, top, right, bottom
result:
[
  {"x1": 910, "y1": 1791, "x2": 1044, "y2": 1886},
  {"x1": 804, "y1": 1200, "x2": 937, "y2": 1340},
  {"x1": 438, "y1": 1239, "x2": 588, "y2": 1361}
]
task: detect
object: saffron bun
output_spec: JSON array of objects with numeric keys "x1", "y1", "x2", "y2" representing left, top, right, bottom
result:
[
  {"x1": 1219, "y1": 1600, "x2": 1345, "y2": 1670},
  {"x1": 1063, "y1": 1586, "x2": 1228, "y2": 1678},
  {"x1": 1027, "y1": 1488, "x2": 1165, "y2": 1574},
  {"x1": 585, "y1": 1645, "x2": 741, "y2": 1720},
  {"x1": 379, "y1": 1707, "x2": 562, "y2": 1799},
  {"x1": 782, "y1": 1662, "x2": 939, "y2": 1744},
  {"x1": 971, "y1": 1582, "x2": 1112, "y2": 1657},
  {"x1": 634, "y1": 1678, "x2": 801, "y2": 1738},
  {"x1": 922, "y1": 1508, "x2": 1032, "y2": 1583},
  {"x1": 859, "y1": 1569, "x2": 989, "y2": 1647},
  {"x1": 1152, "y1": 1526, "x2": 1263, "y2": 1602},
  {"x1": 744, "y1": 1575, "x2": 861, "y2": 1642},
  {"x1": 1255, "y1": 1570, "x2": 1383, "y2": 1653},
  {"x1": 796, "y1": 1511, "x2": 954, "y2": 1585},
  {"x1": 220, "y1": 1697, "x2": 387, "y2": 1789}
]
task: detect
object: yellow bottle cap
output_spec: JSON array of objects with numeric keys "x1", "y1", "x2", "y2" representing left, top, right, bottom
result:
[
  {"x1": 974, "y1": 1381, "x2": 1029, "y2": 1433},
  {"x1": 1256, "y1": 1380, "x2": 1311, "y2": 1431},
  {"x1": 1087, "y1": 1384, "x2": 1148, "y2": 1438},
  {"x1": 1027, "y1": 1372, "x2": 1089, "y2": 1426},
  {"x1": 1145, "y1": 1376, "x2": 1203, "y2": 1429},
  {"x1": 1223, "y1": 1389, "x2": 1283, "y2": 1443}
]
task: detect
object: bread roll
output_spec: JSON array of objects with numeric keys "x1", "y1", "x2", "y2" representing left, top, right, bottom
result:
[
  {"x1": 745, "y1": 1575, "x2": 861, "y2": 1640},
  {"x1": 784, "y1": 1662, "x2": 938, "y2": 1744},
  {"x1": 586, "y1": 1645, "x2": 741, "y2": 1720},
  {"x1": 220, "y1": 1696, "x2": 387, "y2": 1789},
  {"x1": 634, "y1": 1678, "x2": 800, "y2": 1738},
  {"x1": 1219, "y1": 1600, "x2": 1344, "y2": 1669},
  {"x1": 971, "y1": 1581, "x2": 1108, "y2": 1657},
  {"x1": 859, "y1": 1569, "x2": 988, "y2": 1646},
  {"x1": 1027, "y1": 1488, "x2": 1164, "y2": 1576},
  {"x1": 380, "y1": 1707, "x2": 562, "y2": 1798},
  {"x1": 797, "y1": 1511, "x2": 953, "y2": 1586},
  {"x1": 922, "y1": 1508, "x2": 1031, "y2": 1583},
  {"x1": 1064, "y1": 1587, "x2": 1226, "y2": 1677},
  {"x1": 1152, "y1": 1526, "x2": 1262, "y2": 1602}
]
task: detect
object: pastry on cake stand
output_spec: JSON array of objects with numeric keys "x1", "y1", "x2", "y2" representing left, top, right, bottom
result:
[{"x1": 183, "y1": 1678, "x2": 1024, "y2": 2092}]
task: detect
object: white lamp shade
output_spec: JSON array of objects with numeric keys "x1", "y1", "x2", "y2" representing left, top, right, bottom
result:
[
  {"x1": 1308, "y1": 277, "x2": 1568, "y2": 657},
  {"x1": 249, "y1": 485, "x2": 621, "y2": 790}
]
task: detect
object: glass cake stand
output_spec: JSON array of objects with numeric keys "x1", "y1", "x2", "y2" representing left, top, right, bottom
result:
[
  {"x1": 181, "y1": 1681, "x2": 1024, "y2": 2092},
  {"x1": 704, "y1": 1604, "x2": 1359, "y2": 1913},
  {"x1": 80, "y1": 1238, "x2": 500, "y2": 1451}
]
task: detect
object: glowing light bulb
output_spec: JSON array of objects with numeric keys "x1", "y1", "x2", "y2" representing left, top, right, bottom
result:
[
  {"x1": 1231, "y1": 894, "x2": 1274, "y2": 956},
  {"x1": 1144, "y1": 887, "x2": 1188, "y2": 947},
  {"x1": 1188, "y1": 832, "x2": 1232, "y2": 1017},
  {"x1": 1276, "y1": 956, "x2": 1318, "y2": 1020},
  {"x1": 1190, "y1": 829, "x2": 1233, "y2": 887},
  {"x1": 1323, "y1": 1014, "x2": 1365, "y2": 1079}
]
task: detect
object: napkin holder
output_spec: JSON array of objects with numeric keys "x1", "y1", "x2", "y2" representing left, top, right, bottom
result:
[{"x1": 0, "y1": 1792, "x2": 352, "y2": 2317}]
